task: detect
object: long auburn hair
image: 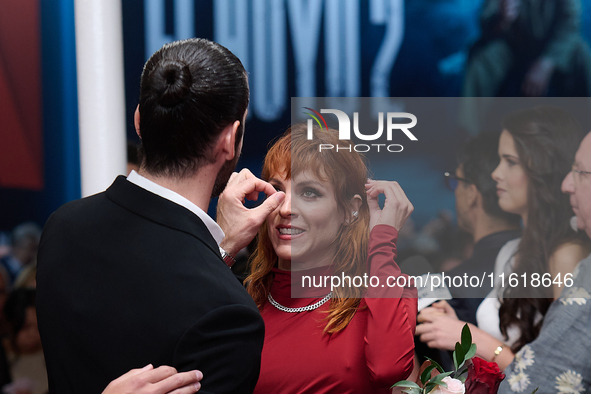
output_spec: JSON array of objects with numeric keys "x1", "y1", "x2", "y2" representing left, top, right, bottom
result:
[
  {"x1": 498, "y1": 106, "x2": 589, "y2": 352},
  {"x1": 245, "y1": 124, "x2": 371, "y2": 334}
]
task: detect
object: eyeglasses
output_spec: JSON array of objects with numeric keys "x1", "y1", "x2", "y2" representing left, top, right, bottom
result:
[
  {"x1": 572, "y1": 164, "x2": 591, "y2": 183},
  {"x1": 444, "y1": 172, "x2": 472, "y2": 191}
]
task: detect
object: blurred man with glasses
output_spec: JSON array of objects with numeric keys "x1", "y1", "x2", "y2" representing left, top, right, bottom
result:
[{"x1": 439, "y1": 132, "x2": 521, "y2": 324}]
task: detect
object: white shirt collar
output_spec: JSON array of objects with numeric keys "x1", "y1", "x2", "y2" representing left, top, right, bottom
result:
[{"x1": 127, "y1": 170, "x2": 225, "y2": 245}]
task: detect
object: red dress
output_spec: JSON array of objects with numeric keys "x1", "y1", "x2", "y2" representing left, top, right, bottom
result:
[{"x1": 254, "y1": 225, "x2": 417, "y2": 393}]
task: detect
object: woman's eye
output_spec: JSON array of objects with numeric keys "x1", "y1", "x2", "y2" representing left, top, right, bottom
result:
[
  {"x1": 502, "y1": 156, "x2": 518, "y2": 167},
  {"x1": 302, "y1": 188, "x2": 320, "y2": 198},
  {"x1": 271, "y1": 184, "x2": 283, "y2": 192}
]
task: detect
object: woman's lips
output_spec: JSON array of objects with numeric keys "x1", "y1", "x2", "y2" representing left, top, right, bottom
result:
[{"x1": 277, "y1": 226, "x2": 305, "y2": 240}]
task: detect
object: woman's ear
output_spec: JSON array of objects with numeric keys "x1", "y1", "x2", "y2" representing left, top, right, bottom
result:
[
  {"x1": 350, "y1": 194, "x2": 362, "y2": 212},
  {"x1": 345, "y1": 194, "x2": 363, "y2": 223}
]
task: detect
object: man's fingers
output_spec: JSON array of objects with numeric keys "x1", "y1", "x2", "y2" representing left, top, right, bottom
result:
[
  {"x1": 415, "y1": 322, "x2": 432, "y2": 336},
  {"x1": 143, "y1": 366, "x2": 179, "y2": 384},
  {"x1": 229, "y1": 177, "x2": 277, "y2": 201},
  {"x1": 416, "y1": 327, "x2": 437, "y2": 346},
  {"x1": 226, "y1": 172, "x2": 240, "y2": 185},
  {"x1": 417, "y1": 307, "x2": 443, "y2": 323},
  {"x1": 234, "y1": 168, "x2": 257, "y2": 184},
  {"x1": 419, "y1": 333, "x2": 436, "y2": 345},
  {"x1": 416, "y1": 311, "x2": 431, "y2": 324},
  {"x1": 102, "y1": 366, "x2": 200, "y2": 394},
  {"x1": 223, "y1": 169, "x2": 257, "y2": 191},
  {"x1": 153, "y1": 370, "x2": 202, "y2": 394},
  {"x1": 109, "y1": 365, "x2": 154, "y2": 385},
  {"x1": 252, "y1": 192, "x2": 285, "y2": 220},
  {"x1": 433, "y1": 300, "x2": 454, "y2": 314},
  {"x1": 167, "y1": 383, "x2": 201, "y2": 394}
]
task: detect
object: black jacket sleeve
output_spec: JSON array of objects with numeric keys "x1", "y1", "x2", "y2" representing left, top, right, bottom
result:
[{"x1": 173, "y1": 304, "x2": 265, "y2": 394}]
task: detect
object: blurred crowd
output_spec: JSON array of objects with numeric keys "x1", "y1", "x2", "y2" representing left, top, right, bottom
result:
[{"x1": 0, "y1": 223, "x2": 45, "y2": 394}]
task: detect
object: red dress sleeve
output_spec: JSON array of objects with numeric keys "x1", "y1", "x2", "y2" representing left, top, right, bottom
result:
[{"x1": 363, "y1": 224, "x2": 418, "y2": 389}]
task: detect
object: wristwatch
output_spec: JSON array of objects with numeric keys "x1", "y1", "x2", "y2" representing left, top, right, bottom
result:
[{"x1": 219, "y1": 247, "x2": 237, "y2": 268}]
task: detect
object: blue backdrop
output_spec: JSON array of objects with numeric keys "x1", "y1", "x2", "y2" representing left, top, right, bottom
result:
[{"x1": 3, "y1": 0, "x2": 591, "y2": 231}]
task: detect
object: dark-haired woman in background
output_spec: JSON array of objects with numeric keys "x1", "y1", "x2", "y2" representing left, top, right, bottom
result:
[{"x1": 416, "y1": 106, "x2": 591, "y2": 371}]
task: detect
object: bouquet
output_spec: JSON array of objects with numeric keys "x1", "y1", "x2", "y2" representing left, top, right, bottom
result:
[{"x1": 393, "y1": 324, "x2": 508, "y2": 394}]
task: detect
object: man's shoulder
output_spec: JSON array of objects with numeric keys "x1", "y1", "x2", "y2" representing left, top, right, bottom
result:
[
  {"x1": 552, "y1": 253, "x2": 591, "y2": 302},
  {"x1": 46, "y1": 176, "x2": 166, "y2": 228},
  {"x1": 449, "y1": 230, "x2": 519, "y2": 275},
  {"x1": 500, "y1": 254, "x2": 591, "y2": 393},
  {"x1": 56, "y1": 189, "x2": 107, "y2": 211},
  {"x1": 481, "y1": 230, "x2": 521, "y2": 252},
  {"x1": 573, "y1": 253, "x2": 591, "y2": 283},
  {"x1": 44, "y1": 191, "x2": 110, "y2": 232}
]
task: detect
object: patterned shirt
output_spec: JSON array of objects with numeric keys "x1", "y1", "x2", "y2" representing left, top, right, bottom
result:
[{"x1": 498, "y1": 253, "x2": 591, "y2": 394}]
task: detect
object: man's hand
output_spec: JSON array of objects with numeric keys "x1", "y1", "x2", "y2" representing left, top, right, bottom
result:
[
  {"x1": 102, "y1": 365, "x2": 202, "y2": 394},
  {"x1": 416, "y1": 304, "x2": 465, "y2": 351},
  {"x1": 428, "y1": 300, "x2": 458, "y2": 319},
  {"x1": 217, "y1": 169, "x2": 285, "y2": 256},
  {"x1": 365, "y1": 180, "x2": 413, "y2": 232}
]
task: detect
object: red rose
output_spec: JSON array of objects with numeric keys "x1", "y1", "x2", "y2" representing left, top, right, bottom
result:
[{"x1": 464, "y1": 357, "x2": 505, "y2": 394}]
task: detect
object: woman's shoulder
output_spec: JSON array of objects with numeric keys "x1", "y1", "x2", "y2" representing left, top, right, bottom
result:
[
  {"x1": 493, "y1": 238, "x2": 521, "y2": 273},
  {"x1": 499, "y1": 237, "x2": 521, "y2": 255}
]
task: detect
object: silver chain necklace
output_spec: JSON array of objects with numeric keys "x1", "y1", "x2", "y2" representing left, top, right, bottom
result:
[{"x1": 267, "y1": 292, "x2": 333, "y2": 313}]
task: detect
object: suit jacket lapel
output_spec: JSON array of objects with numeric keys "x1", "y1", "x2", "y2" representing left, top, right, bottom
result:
[{"x1": 105, "y1": 176, "x2": 222, "y2": 260}]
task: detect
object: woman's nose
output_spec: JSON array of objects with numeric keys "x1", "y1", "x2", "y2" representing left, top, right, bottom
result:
[
  {"x1": 491, "y1": 163, "x2": 502, "y2": 182},
  {"x1": 278, "y1": 193, "x2": 292, "y2": 217}
]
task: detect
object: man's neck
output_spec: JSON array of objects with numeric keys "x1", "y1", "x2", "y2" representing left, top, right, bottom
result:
[
  {"x1": 137, "y1": 167, "x2": 215, "y2": 212},
  {"x1": 472, "y1": 213, "x2": 520, "y2": 244}
]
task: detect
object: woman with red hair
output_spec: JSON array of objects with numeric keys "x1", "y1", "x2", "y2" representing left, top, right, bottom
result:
[{"x1": 247, "y1": 124, "x2": 417, "y2": 393}]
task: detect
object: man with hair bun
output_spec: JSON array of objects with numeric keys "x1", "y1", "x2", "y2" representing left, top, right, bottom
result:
[{"x1": 37, "y1": 38, "x2": 284, "y2": 394}]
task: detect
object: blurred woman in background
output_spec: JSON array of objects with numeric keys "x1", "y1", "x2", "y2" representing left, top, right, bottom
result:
[{"x1": 416, "y1": 106, "x2": 591, "y2": 371}]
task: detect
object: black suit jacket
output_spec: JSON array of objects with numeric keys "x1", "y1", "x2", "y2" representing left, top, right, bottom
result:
[{"x1": 36, "y1": 176, "x2": 264, "y2": 394}]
